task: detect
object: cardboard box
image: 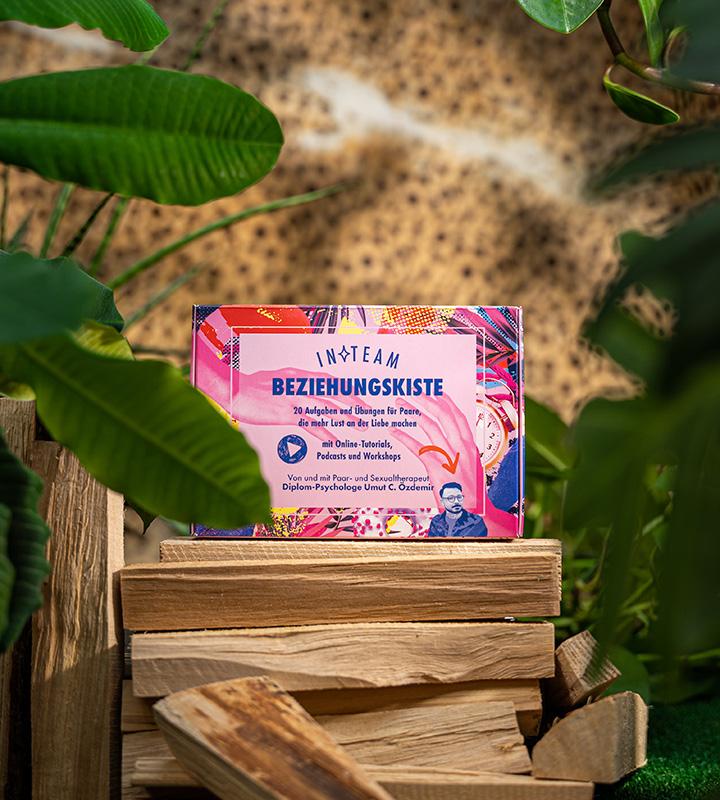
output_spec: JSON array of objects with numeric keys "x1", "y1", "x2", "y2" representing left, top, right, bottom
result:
[{"x1": 191, "y1": 305, "x2": 524, "y2": 537}]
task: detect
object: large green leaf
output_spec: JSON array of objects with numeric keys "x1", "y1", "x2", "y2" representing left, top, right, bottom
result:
[
  {"x1": 0, "y1": 502, "x2": 13, "y2": 636},
  {"x1": 0, "y1": 66, "x2": 284, "y2": 205},
  {"x1": 0, "y1": 431, "x2": 51, "y2": 651},
  {"x1": 516, "y1": 0, "x2": 604, "y2": 32},
  {"x1": 603, "y1": 71, "x2": 679, "y2": 126},
  {"x1": 597, "y1": 127, "x2": 720, "y2": 189},
  {"x1": 661, "y1": 0, "x2": 720, "y2": 81},
  {"x1": 638, "y1": 0, "x2": 665, "y2": 64},
  {"x1": 0, "y1": 0, "x2": 168, "y2": 52},
  {"x1": 0, "y1": 334, "x2": 271, "y2": 528},
  {"x1": 525, "y1": 396, "x2": 574, "y2": 477},
  {"x1": 0, "y1": 251, "x2": 122, "y2": 342}
]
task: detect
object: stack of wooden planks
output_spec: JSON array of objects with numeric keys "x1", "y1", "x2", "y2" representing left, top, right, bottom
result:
[{"x1": 120, "y1": 539, "x2": 646, "y2": 799}]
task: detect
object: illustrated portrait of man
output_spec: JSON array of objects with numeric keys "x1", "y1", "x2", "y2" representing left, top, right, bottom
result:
[{"x1": 427, "y1": 481, "x2": 488, "y2": 538}]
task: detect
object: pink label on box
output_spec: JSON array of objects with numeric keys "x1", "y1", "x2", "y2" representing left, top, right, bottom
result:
[{"x1": 230, "y1": 333, "x2": 478, "y2": 509}]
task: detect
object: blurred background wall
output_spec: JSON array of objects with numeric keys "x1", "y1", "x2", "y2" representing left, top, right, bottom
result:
[{"x1": 1, "y1": 0, "x2": 717, "y2": 422}]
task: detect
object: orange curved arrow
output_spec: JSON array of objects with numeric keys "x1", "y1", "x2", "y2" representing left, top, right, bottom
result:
[{"x1": 419, "y1": 445, "x2": 460, "y2": 474}]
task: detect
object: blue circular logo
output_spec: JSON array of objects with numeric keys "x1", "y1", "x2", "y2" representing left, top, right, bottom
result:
[{"x1": 277, "y1": 433, "x2": 307, "y2": 464}]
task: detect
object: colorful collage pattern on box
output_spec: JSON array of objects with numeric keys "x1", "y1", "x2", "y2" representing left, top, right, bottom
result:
[{"x1": 192, "y1": 305, "x2": 524, "y2": 537}]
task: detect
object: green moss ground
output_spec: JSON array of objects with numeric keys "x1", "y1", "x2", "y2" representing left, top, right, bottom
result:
[{"x1": 599, "y1": 696, "x2": 720, "y2": 800}]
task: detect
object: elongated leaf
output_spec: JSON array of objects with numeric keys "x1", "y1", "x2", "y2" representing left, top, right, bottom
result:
[
  {"x1": 0, "y1": 431, "x2": 51, "y2": 651},
  {"x1": 0, "y1": 334, "x2": 270, "y2": 527},
  {"x1": 603, "y1": 71, "x2": 679, "y2": 125},
  {"x1": 73, "y1": 321, "x2": 133, "y2": 359},
  {"x1": 0, "y1": 0, "x2": 168, "y2": 51},
  {"x1": 0, "y1": 66, "x2": 284, "y2": 205},
  {"x1": 661, "y1": 0, "x2": 720, "y2": 81},
  {"x1": 0, "y1": 502, "x2": 13, "y2": 636},
  {"x1": 516, "y1": 0, "x2": 604, "y2": 32},
  {"x1": 525, "y1": 396, "x2": 574, "y2": 473},
  {"x1": 598, "y1": 127, "x2": 720, "y2": 189},
  {"x1": 638, "y1": 0, "x2": 665, "y2": 64},
  {"x1": 0, "y1": 251, "x2": 122, "y2": 342}
]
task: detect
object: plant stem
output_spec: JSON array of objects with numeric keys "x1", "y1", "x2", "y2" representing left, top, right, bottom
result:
[
  {"x1": 598, "y1": 0, "x2": 720, "y2": 96},
  {"x1": 181, "y1": 0, "x2": 231, "y2": 72},
  {"x1": 89, "y1": 196, "x2": 129, "y2": 276},
  {"x1": 0, "y1": 167, "x2": 8, "y2": 250},
  {"x1": 40, "y1": 184, "x2": 74, "y2": 258},
  {"x1": 108, "y1": 184, "x2": 346, "y2": 290},
  {"x1": 123, "y1": 265, "x2": 203, "y2": 330},
  {"x1": 62, "y1": 193, "x2": 114, "y2": 259}
]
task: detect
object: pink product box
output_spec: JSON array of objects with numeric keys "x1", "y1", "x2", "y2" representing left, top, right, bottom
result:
[{"x1": 191, "y1": 305, "x2": 524, "y2": 538}]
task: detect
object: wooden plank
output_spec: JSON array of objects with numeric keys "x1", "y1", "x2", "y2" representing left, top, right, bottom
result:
[
  {"x1": 123, "y1": 678, "x2": 543, "y2": 737},
  {"x1": 160, "y1": 538, "x2": 561, "y2": 562},
  {"x1": 122, "y1": 732, "x2": 173, "y2": 800},
  {"x1": 131, "y1": 621, "x2": 555, "y2": 696},
  {"x1": 532, "y1": 691, "x2": 648, "y2": 783},
  {"x1": 368, "y1": 766, "x2": 594, "y2": 800},
  {"x1": 543, "y1": 630, "x2": 620, "y2": 711},
  {"x1": 121, "y1": 553, "x2": 561, "y2": 630},
  {"x1": 317, "y1": 701, "x2": 531, "y2": 772},
  {"x1": 132, "y1": 758, "x2": 595, "y2": 799},
  {"x1": 122, "y1": 680, "x2": 156, "y2": 733},
  {"x1": 31, "y1": 442, "x2": 125, "y2": 800},
  {"x1": 0, "y1": 398, "x2": 36, "y2": 798},
  {"x1": 296, "y1": 680, "x2": 543, "y2": 737},
  {"x1": 153, "y1": 676, "x2": 394, "y2": 800}
]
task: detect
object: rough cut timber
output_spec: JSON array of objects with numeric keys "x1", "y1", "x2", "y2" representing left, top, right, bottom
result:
[
  {"x1": 121, "y1": 680, "x2": 542, "y2": 736},
  {"x1": 31, "y1": 441, "x2": 124, "y2": 800},
  {"x1": 543, "y1": 630, "x2": 621, "y2": 710},
  {"x1": 122, "y1": 681, "x2": 156, "y2": 733},
  {"x1": 532, "y1": 691, "x2": 648, "y2": 783},
  {"x1": 131, "y1": 758, "x2": 595, "y2": 799},
  {"x1": 153, "y1": 676, "x2": 394, "y2": 800},
  {"x1": 121, "y1": 552, "x2": 561, "y2": 631},
  {"x1": 296, "y1": 680, "x2": 544, "y2": 737},
  {"x1": 131, "y1": 621, "x2": 555, "y2": 696},
  {"x1": 124, "y1": 678, "x2": 544, "y2": 737},
  {"x1": 122, "y1": 732, "x2": 173, "y2": 800},
  {"x1": 317, "y1": 700, "x2": 531, "y2": 772},
  {"x1": 159, "y1": 538, "x2": 562, "y2": 562}
]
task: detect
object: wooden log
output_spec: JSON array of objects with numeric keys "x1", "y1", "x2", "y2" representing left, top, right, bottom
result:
[
  {"x1": 532, "y1": 691, "x2": 648, "y2": 783},
  {"x1": 131, "y1": 621, "x2": 555, "y2": 696},
  {"x1": 368, "y1": 766, "x2": 594, "y2": 800},
  {"x1": 31, "y1": 442, "x2": 125, "y2": 800},
  {"x1": 160, "y1": 538, "x2": 562, "y2": 562},
  {"x1": 543, "y1": 630, "x2": 620, "y2": 711},
  {"x1": 0, "y1": 399, "x2": 35, "y2": 798},
  {"x1": 122, "y1": 680, "x2": 156, "y2": 732},
  {"x1": 122, "y1": 732, "x2": 173, "y2": 800},
  {"x1": 123, "y1": 678, "x2": 544, "y2": 737},
  {"x1": 153, "y1": 676, "x2": 393, "y2": 800},
  {"x1": 317, "y1": 701, "x2": 531, "y2": 772},
  {"x1": 121, "y1": 552, "x2": 561, "y2": 631},
  {"x1": 131, "y1": 758, "x2": 594, "y2": 799},
  {"x1": 296, "y1": 680, "x2": 544, "y2": 737}
]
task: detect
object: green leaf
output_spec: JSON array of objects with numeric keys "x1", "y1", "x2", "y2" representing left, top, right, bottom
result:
[
  {"x1": 525, "y1": 396, "x2": 574, "y2": 474},
  {"x1": 0, "y1": 251, "x2": 122, "y2": 342},
  {"x1": 597, "y1": 127, "x2": 720, "y2": 189},
  {"x1": 602, "y1": 645, "x2": 651, "y2": 702},
  {"x1": 73, "y1": 321, "x2": 133, "y2": 360},
  {"x1": 661, "y1": 0, "x2": 720, "y2": 82},
  {"x1": 638, "y1": 0, "x2": 665, "y2": 64},
  {"x1": 516, "y1": 0, "x2": 604, "y2": 32},
  {"x1": 0, "y1": 502, "x2": 14, "y2": 636},
  {"x1": 0, "y1": 0, "x2": 168, "y2": 52},
  {"x1": 0, "y1": 334, "x2": 271, "y2": 528},
  {"x1": 0, "y1": 430, "x2": 51, "y2": 651},
  {"x1": 0, "y1": 66, "x2": 284, "y2": 206},
  {"x1": 603, "y1": 70, "x2": 679, "y2": 125}
]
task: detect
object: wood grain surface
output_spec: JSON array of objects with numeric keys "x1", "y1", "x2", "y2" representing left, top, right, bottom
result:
[
  {"x1": 154, "y1": 676, "x2": 393, "y2": 799},
  {"x1": 31, "y1": 441, "x2": 124, "y2": 800},
  {"x1": 131, "y1": 621, "x2": 555, "y2": 696},
  {"x1": 121, "y1": 551, "x2": 561, "y2": 630}
]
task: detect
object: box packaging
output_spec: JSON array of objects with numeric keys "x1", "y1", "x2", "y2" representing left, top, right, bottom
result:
[{"x1": 191, "y1": 305, "x2": 524, "y2": 538}]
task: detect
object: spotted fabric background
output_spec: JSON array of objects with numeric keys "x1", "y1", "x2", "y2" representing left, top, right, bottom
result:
[{"x1": 1, "y1": 0, "x2": 718, "y2": 424}]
